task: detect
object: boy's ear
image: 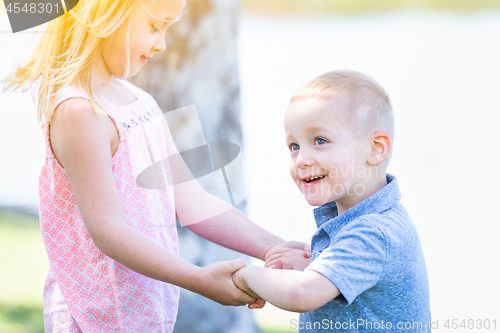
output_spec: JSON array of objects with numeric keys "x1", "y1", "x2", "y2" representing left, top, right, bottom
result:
[{"x1": 367, "y1": 131, "x2": 391, "y2": 166}]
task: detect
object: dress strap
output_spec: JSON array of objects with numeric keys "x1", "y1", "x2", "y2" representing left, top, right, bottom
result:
[
  {"x1": 42, "y1": 86, "x2": 124, "y2": 160},
  {"x1": 51, "y1": 86, "x2": 91, "y2": 113},
  {"x1": 41, "y1": 87, "x2": 91, "y2": 160}
]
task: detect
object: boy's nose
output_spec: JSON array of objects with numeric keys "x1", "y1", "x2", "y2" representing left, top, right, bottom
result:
[{"x1": 295, "y1": 151, "x2": 314, "y2": 169}]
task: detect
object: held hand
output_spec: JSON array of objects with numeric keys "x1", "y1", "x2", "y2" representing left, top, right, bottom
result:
[
  {"x1": 264, "y1": 241, "x2": 312, "y2": 271},
  {"x1": 232, "y1": 267, "x2": 266, "y2": 309},
  {"x1": 198, "y1": 259, "x2": 265, "y2": 309}
]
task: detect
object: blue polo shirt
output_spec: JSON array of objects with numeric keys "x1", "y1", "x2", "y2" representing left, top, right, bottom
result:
[{"x1": 296, "y1": 174, "x2": 431, "y2": 332}]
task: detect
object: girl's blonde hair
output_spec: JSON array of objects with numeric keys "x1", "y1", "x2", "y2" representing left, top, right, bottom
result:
[{"x1": 1, "y1": 0, "x2": 169, "y2": 124}]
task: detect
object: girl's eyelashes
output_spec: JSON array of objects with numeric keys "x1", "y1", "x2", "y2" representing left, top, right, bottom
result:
[
  {"x1": 151, "y1": 19, "x2": 176, "y2": 33},
  {"x1": 151, "y1": 21, "x2": 170, "y2": 33}
]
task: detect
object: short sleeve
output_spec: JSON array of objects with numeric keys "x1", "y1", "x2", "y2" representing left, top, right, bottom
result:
[{"x1": 305, "y1": 218, "x2": 387, "y2": 306}]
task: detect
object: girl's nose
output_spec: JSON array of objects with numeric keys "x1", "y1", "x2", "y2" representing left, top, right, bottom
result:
[{"x1": 153, "y1": 35, "x2": 167, "y2": 53}]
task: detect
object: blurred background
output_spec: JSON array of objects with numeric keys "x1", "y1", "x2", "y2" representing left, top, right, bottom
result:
[{"x1": 1, "y1": 0, "x2": 500, "y2": 332}]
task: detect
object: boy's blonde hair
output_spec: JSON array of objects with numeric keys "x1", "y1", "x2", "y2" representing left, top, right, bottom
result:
[
  {"x1": 1, "y1": 0, "x2": 172, "y2": 124},
  {"x1": 291, "y1": 70, "x2": 395, "y2": 143}
]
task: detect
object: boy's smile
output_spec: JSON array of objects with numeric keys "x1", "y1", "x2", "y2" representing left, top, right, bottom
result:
[{"x1": 285, "y1": 98, "x2": 372, "y2": 212}]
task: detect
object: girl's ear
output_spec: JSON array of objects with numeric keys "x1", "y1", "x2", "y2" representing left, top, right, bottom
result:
[{"x1": 367, "y1": 131, "x2": 391, "y2": 166}]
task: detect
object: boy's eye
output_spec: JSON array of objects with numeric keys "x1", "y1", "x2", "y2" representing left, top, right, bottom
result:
[
  {"x1": 290, "y1": 143, "x2": 300, "y2": 151},
  {"x1": 315, "y1": 137, "x2": 327, "y2": 145}
]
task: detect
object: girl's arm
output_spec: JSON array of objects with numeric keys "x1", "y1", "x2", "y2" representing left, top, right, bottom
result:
[
  {"x1": 160, "y1": 117, "x2": 310, "y2": 262},
  {"x1": 184, "y1": 207, "x2": 295, "y2": 261},
  {"x1": 232, "y1": 266, "x2": 341, "y2": 312},
  {"x1": 50, "y1": 98, "x2": 260, "y2": 307}
]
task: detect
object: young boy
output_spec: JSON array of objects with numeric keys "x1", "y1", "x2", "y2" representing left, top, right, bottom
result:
[{"x1": 233, "y1": 70, "x2": 431, "y2": 332}]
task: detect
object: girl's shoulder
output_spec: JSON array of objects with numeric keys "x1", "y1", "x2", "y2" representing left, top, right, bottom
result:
[
  {"x1": 51, "y1": 79, "x2": 158, "y2": 119},
  {"x1": 51, "y1": 85, "x2": 91, "y2": 114}
]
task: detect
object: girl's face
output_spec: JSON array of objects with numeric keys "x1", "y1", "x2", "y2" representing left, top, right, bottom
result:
[{"x1": 99, "y1": 0, "x2": 185, "y2": 79}]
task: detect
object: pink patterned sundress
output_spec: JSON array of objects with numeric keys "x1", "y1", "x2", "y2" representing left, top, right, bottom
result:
[{"x1": 39, "y1": 79, "x2": 180, "y2": 332}]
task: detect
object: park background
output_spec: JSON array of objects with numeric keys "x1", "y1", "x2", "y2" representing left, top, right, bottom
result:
[{"x1": 1, "y1": 0, "x2": 500, "y2": 332}]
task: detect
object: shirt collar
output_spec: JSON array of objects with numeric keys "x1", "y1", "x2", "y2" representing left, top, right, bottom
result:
[{"x1": 313, "y1": 174, "x2": 401, "y2": 234}]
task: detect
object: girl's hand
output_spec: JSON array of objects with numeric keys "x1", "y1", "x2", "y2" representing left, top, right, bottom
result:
[
  {"x1": 196, "y1": 259, "x2": 265, "y2": 309},
  {"x1": 264, "y1": 241, "x2": 312, "y2": 271},
  {"x1": 232, "y1": 267, "x2": 265, "y2": 309}
]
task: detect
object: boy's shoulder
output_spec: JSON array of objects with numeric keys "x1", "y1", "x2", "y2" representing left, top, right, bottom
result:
[
  {"x1": 315, "y1": 174, "x2": 410, "y2": 236},
  {"x1": 313, "y1": 174, "x2": 421, "y2": 262},
  {"x1": 335, "y1": 202, "x2": 417, "y2": 248},
  {"x1": 352, "y1": 203, "x2": 414, "y2": 238}
]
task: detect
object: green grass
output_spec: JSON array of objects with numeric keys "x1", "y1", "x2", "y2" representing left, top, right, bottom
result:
[
  {"x1": 0, "y1": 209, "x2": 47, "y2": 333},
  {"x1": 242, "y1": 0, "x2": 500, "y2": 14},
  {"x1": 0, "y1": 303, "x2": 44, "y2": 333}
]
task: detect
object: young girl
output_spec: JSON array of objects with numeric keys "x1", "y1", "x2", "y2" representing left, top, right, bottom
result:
[{"x1": 1, "y1": 0, "x2": 310, "y2": 331}]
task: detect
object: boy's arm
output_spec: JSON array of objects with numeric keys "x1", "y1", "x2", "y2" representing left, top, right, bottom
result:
[
  {"x1": 184, "y1": 207, "x2": 310, "y2": 262},
  {"x1": 233, "y1": 266, "x2": 340, "y2": 312}
]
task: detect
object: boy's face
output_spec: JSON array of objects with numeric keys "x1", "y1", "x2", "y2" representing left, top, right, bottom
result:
[{"x1": 285, "y1": 98, "x2": 370, "y2": 207}]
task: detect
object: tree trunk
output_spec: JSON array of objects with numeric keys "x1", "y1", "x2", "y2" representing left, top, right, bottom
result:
[{"x1": 130, "y1": 0, "x2": 261, "y2": 332}]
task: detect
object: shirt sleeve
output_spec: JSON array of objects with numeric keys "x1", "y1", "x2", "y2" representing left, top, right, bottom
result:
[{"x1": 305, "y1": 218, "x2": 387, "y2": 306}]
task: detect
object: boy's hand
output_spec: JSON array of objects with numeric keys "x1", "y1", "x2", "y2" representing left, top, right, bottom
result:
[
  {"x1": 264, "y1": 241, "x2": 312, "y2": 271},
  {"x1": 197, "y1": 259, "x2": 264, "y2": 308},
  {"x1": 232, "y1": 267, "x2": 266, "y2": 309}
]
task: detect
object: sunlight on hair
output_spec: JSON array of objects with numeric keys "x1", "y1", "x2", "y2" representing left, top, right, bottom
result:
[
  {"x1": 138, "y1": 0, "x2": 184, "y2": 25},
  {"x1": 0, "y1": 0, "x2": 142, "y2": 124}
]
